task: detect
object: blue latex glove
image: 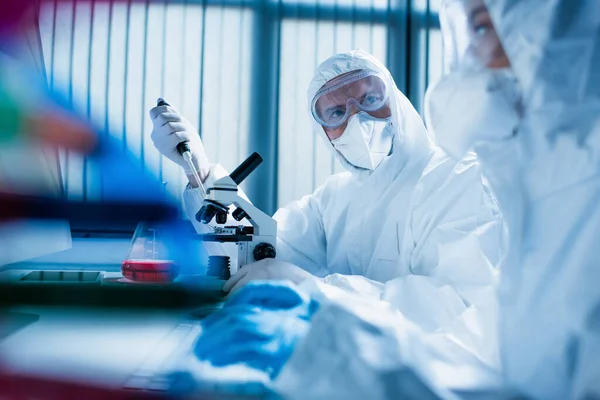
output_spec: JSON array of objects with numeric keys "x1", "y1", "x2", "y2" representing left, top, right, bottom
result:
[{"x1": 194, "y1": 280, "x2": 319, "y2": 378}]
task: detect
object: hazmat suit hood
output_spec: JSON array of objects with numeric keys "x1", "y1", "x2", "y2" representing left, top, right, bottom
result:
[
  {"x1": 485, "y1": 0, "x2": 600, "y2": 196},
  {"x1": 307, "y1": 49, "x2": 434, "y2": 177}
]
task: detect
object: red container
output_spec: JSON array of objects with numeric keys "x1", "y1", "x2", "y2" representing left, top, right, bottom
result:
[
  {"x1": 121, "y1": 259, "x2": 178, "y2": 283},
  {"x1": 122, "y1": 222, "x2": 179, "y2": 283}
]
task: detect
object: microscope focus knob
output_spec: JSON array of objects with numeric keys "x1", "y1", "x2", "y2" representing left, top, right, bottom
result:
[{"x1": 253, "y1": 242, "x2": 276, "y2": 261}]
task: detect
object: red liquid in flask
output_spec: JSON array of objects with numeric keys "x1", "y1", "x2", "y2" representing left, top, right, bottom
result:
[{"x1": 121, "y1": 259, "x2": 179, "y2": 283}]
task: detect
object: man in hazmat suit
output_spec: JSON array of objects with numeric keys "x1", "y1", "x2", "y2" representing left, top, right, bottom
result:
[
  {"x1": 273, "y1": 2, "x2": 600, "y2": 399},
  {"x1": 150, "y1": 50, "x2": 503, "y2": 338}
]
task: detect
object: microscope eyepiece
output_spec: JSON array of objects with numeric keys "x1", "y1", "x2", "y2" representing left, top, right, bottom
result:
[{"x1": 229, "y1": 152, "x2": 263, "y2": 185}]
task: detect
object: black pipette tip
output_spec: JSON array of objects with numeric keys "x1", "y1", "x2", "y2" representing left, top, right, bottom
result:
[
  {"x1": 157, "y1": 97, "x2": 170, "y2": 107},
  {"x1": 176, "y1": 142, "x2": 191, "y2": 155}
]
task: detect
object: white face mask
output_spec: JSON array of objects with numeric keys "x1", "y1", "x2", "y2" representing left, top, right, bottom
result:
[
  {"x1": 330, "y1": 112, "x2": 394, "y2": 170},
  {"x1": 424, "y1": 68, "x2": 522, "y2": 160}
]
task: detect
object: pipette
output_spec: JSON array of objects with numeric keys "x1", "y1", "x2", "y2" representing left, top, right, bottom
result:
[{"x1": 156, "y1": 98, "x2": 206, "y2": 197}]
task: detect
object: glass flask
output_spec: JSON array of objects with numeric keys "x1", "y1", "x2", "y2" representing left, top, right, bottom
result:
[{"x1": 121, "y1": 222, "x2": 179, "y2": 283}]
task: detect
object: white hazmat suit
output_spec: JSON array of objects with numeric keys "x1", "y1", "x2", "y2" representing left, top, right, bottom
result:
[
  {"x1": 427, "y1": 1, "x2": 600, "y2": 398},
  {"x1": 277, "y1": 2, "x2": 600, "y2": 399},
  {"x1": 478, "y1": 1, "x2": 600, "y2": 399}
]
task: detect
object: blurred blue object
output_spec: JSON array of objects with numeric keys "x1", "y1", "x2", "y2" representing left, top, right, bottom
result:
[
  {"x1": 36, "y1": 78, "x2": 170, "y2": 205},
  {"x1": 194, "y1": 281, "x2": 319, "y2": 378},
  {"x1": 90, "y1": 136, "x2": 167, "y2": 204}
]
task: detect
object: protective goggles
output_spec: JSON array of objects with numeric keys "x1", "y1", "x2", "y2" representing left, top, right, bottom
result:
[
  {"x1": 441, "y1": 0, "x2": 509, "y2": 71},
  {"x1": 311, "y1": 70, "x2": 390, "y2": 129}
]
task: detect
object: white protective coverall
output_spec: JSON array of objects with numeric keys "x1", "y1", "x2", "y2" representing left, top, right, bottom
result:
[
  {"x1": 479, "y1": 1, "x2": 600, "y2": 399},
  {"x1": 183, "y1": 50, "x2": 503, "y2": 348},
  {"x1": 428, "y1": 1, "x2": 600, "y2": 398},
  {"x1": 274, "y1": 2, "x2": 600, "y2": 400}
]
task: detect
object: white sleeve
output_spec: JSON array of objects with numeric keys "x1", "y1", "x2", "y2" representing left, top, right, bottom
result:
[
  {"x1": 405, "y1": 157, "x2": 502, "y2": 304},
  {"x1": 320, "y1": 274, "x2": 385, "y2": 301},
  {"x1": 273, "y1": 185, "x2": 329, "y2": 277},
  {"x1": 381, "y1": 156, "x2": 504, "y2": 367}
]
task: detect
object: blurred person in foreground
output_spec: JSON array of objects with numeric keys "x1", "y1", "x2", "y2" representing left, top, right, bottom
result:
[
  {"x1": 0, "y1": 0, "x2": 96, "y2": 190},
  {"x1": 425, "y1": 0, "x2": 600, "y2": 398},
  {"x1": 273, "y1": 1, "x2": 600, "y2": 399},
  {"x1": 0, "y1": 0, "x2": 96, "y2": 265}
]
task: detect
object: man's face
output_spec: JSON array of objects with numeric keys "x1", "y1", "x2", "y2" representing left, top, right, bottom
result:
[
  {"x1": 450, "y1": 0, "x2": 510, "y2": 69},
  {"x1": 315, "y1": 72, "x2": 392, "y2": 140}
]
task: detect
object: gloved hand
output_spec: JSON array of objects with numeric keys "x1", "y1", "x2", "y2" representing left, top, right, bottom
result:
[
  {"x1": 194, "y1": 281, "x2": 319, "y2": 378},
  {"x1": 223, "y1": 259, "x2": 318, "y2": 293},
  {"x1": 149, "y1": 104, "x2": 210, "y2": 180}
]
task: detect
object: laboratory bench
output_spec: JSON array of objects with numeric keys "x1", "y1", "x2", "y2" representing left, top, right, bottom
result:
[
  {"x1": 0, "y1": 236, "x2": 226, "y2": 307},
  {"x1": 0, "y1": 237, "x2": 263, "y2": 399}
]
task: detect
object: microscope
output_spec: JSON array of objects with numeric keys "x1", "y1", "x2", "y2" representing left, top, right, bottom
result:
[
  {"x1": 154, "y1": 99, "x2": 276, "y2": 282},
  {"x1": 196, "y1": 152, "x2": 277, "y2": 280}
]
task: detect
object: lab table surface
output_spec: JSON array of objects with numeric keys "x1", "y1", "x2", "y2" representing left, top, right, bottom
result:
[
  {"x1": 0, "y1": 306, "x2": 190, "y2": 389},
  {"x1": 0, "y1": 238, "x2": 269, "y2": 398},
  {"x1": 0, "y1": 263, "x2": 227, "y2": 395}
]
